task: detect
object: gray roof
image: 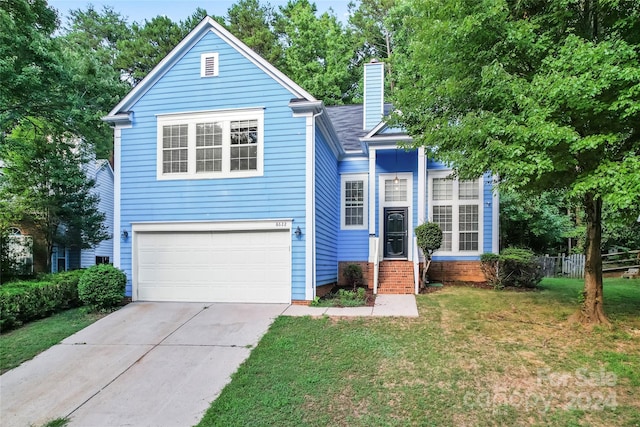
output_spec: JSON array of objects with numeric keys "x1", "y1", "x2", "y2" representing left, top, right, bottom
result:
[
  {"x1": 325, "y1": 104, "x2": 394, "y2": 151},
  {"x1": 325, "y1": 105, "x2": 367, "y2": 151}
]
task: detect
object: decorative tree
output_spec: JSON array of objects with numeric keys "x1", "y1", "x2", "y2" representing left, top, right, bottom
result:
[
  {"x1": 391, "y1": 0, "x2": 640, "y2": 325},
  {"x1": 0, "y1": 123, "x2": 109, "y2": 272},
  {"x1": 415, "y1": 222, "x2": 442, "y2": 286}
]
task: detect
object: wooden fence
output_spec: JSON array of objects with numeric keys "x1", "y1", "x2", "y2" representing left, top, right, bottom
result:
[
  {"x1": 537, "y1": 250, "x2": 640, "y2": 279},
  {"x1": 537, "y1": 254, "x2": 585, "y2": 278}
]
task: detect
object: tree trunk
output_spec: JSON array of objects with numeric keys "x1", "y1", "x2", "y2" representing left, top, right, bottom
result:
[
  {"x1": 385, "y1": 32, "x2": 394, "y2": 91},
  {"x1": 422, "y1": 256, "x2": 431, "y2": 287},
  {"x1": 568, "y1": 193, "x2": 610, "y2": 326}
]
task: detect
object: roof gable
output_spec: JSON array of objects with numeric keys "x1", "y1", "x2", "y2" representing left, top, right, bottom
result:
[{"x1": 105, "y1": 17, "x2": 315, "y2": 120}]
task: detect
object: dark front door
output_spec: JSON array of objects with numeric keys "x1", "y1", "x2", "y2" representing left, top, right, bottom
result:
[{"x1": 384, "y1": 208, "x2": 408, "y2": 258}]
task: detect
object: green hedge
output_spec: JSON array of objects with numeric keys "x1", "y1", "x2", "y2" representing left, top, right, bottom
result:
[
  {"x1": 78, "y1": 264, "x2": 127, "y2": 311},
  {"x1": 0, "y1": 270, "x2": 84, "y2": 331},
  {"x1": 480, "y1": 248, "x2": 543, "y2": 289}
]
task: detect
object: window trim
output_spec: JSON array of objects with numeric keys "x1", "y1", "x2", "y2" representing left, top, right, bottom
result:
[
  {"x1": 156, "y1": 108, "x2": 264, "y2": 180},
  {"x1": 428, "y1": 171, "x2": 483, "y2": 256},
  {"x1": 200, "y1": 52, "x2": 219, "y2": 77},
  {"x1": 340, "y1": 173, "x2": 368, "y2": 230}
]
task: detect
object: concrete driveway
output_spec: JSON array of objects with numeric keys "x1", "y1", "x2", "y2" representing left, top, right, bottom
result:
[{"x1": 0, "y1": 302, "x2": 288, "y2": 427}]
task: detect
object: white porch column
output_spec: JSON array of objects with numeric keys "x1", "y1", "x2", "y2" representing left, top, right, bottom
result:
[
  {"x1": 113, "y1": 127, "x2": 122, "y2": 268},
  {"x1": 418, "y1": 147, "x2": 426, "y2": 225},
  {"x1": 368, "y1": 148, "x2": 376, "y2": 235}
]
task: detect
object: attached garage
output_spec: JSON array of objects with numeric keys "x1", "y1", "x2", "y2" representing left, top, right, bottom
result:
[{"x1": 132, "y1": 221, "x2": 292, "y2": 303}]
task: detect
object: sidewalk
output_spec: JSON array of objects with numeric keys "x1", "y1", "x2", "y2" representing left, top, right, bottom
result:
[{"x1": 281, "y1": 294, "x2": 419, "y2": 317}]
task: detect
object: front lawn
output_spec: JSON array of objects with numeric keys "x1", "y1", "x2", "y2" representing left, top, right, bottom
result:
[
  {"x1": 198, "y1": 278, "x2": 640, "y2": 426},
  {"x1": 0, "y1": 308, "x2": 105, "y2": 374}
]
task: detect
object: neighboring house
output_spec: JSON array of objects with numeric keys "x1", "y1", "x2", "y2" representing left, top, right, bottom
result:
[
  {"x1": 51, "y1": 159, "x2": 114, "y2": 272},
  {"x1": 103, "y1": 17, "x2": 499, "y2": 304},
  {"x1": 4, "y1": 227, "x2": 34, "y2": 276}
]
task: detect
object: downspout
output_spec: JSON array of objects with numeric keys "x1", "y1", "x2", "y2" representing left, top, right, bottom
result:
[{"x1": 309, "y1": 109, "x2": 324, "y2": 301}]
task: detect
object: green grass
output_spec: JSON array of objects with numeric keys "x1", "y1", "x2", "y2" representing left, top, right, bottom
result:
[
  {"x1": 40, "y1": 418, "x2": 69, "y2": 427},
  {"x1": 197, "y1": 278, "x2": 640, "y2": 426},
  {"x1": 0, "y1": 308, "x2": 105, "y2": 374}
]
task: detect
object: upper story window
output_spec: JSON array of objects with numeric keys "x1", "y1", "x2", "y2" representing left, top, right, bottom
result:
[
  {"x1": 341, "y1": 173, "x2": 368, "y2": 230},
  {"x1": 200, "y1": 53, "x2": 219, "y2": 77},
  {"x1": 429, "y1": 173, "x2": 482, "y2": 254},
  {"x1": 157, "y1": 108, "x2": 264, "y2": 180}
]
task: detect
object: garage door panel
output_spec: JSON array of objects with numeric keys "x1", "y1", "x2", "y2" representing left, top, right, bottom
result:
[{"x1": 135, "y1": 229, "x2": 291, "y2": 303}]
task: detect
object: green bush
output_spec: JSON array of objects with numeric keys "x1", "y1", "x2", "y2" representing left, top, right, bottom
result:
[
  {"x1": 343, "y1": 264, "x2": 364, "y2": 290},
  {"x1": 500, "y1": 248, "x2": 543, "y2": 288},
  {"x1": 480, "y1": 248, "x2": 542, "y2": 289},
  {"x1": 480, "y1": 253, "x2": 501, "y2": 289},
  {"x1": 0, "y1": 270, "x2": 84, "y2": 331},
  {"x1": 415, "y1": 222, "x2": 443, "y2": 286},
  {"x1": 78, "y1": 264, "x2": 126, "y2": 310}
]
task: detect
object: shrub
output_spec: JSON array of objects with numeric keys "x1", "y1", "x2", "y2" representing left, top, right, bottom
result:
[
  {"x1": 500, "y1": 248, "x2": 543, "y2": 288},
  {"x1": 480, "y1": 248, "x2": 542, "y2": 289},
  {"x1": 335, "y1": 288, "x2": 367, "y2": 306},
  {"x1": 343, "y1": 264, "x2": 363, "y2": 290},
  {"x1": 78, "y1": 264, "x2": 126, "y2": 311},
  {"x1": 415, "y1": 222, "x2": 443, "y2": 285},
  {"x1": 311, "y1": 288, "x2": 368, "y2": 307},
  {"x1": 0, "y1": 270, "x2": 84, "y2": 331},
  {"x1": 480, "y1": 253, "x2": 501, "y2": 289}
]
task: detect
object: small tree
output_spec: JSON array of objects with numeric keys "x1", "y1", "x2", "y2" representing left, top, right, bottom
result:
[
  {"x1": 0, "y1": 124, "x2": 109, "y2": 272},
  {"x1": 415, "y1": 222, "x2": 442, "y2": 286},
  {"x1": 342, "y1": 263, "x2": 364, "y2": 290}
]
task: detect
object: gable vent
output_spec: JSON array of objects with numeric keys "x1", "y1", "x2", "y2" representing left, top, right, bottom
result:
[{"x1": 201, "y1": 53, "x2": 219, "y2": 77}]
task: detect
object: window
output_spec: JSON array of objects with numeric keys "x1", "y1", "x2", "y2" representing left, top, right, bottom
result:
[
  {"x1": 200, "y1": 53, "x2": 219, "y2": 77},
  {"x1": 341, "y1": 174, "x2": 368, "y2": 229},
  {"x1": 459, "y1": 205, "x2": 479, "y2": 251},
  {"x1": 432, "y1": 205, "x2": 452, "y2": 251},
  {"x1": 162, "y1": 124, "x2": 188, "y2": 173},
  {"x1": 384, "y1": 179, "x2": 407, "y2": 202},
  {"x1": 96, "y1": 256, "x2": 110, "y2": 265},
  {"x1": 230, "y1": 120, "x2": 258, "y2": 171},
  {"x1": 195, "y1": 123, "x2": 222, "y2": 172},
  {"x1": 157, "y1": 109, "x2": 264, "y2": 180},
  {"x1": 432, "y1": 178, "x2": 452, "y2": 200},
  {"x1": 429, "y1": 174, "x2": 482, "y2": 253}
]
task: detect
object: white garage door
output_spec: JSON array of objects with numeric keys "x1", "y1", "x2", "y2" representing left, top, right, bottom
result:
[{"x1": 135, "y1": 229, "x2": 291, "y2": 303}]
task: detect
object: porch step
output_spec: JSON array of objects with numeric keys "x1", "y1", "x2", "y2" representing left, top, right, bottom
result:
[{"x1": 377, "y1": 261, "x2": 415, "y2": 294}]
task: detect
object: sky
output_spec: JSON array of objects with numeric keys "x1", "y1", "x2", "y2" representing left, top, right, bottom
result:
[{"x1": 48, "y1": 0, "x2": 353, "y2": 25}]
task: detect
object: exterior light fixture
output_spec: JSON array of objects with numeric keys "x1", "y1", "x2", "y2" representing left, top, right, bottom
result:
[
  {"x1": 294, "y1": 226, "x2": 302, "y2": 237},
  {"x1": 122, "y1": 230, "x2": 129, "y2": 239}
]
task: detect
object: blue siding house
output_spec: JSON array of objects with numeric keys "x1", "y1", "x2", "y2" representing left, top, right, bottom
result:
[
  {"x1": 104, "y1": 17, "x2": 498, "y2": 304},
  {"x1": 51, "y1": 159, "x2": 114, "y2": 272}
]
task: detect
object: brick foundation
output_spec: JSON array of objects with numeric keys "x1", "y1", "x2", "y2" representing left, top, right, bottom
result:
[
  {"x1": 337, "y1": 261, "x2": 372, "y2": 288},
  {"x1": 428, "y1": 260, "x2": 485, "y2": 283},
  {"x1": 291, "y1": 300, "x2": 312, "y2": 306}
]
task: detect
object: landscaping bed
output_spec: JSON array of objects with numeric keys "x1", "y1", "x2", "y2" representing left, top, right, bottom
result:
[{"x1": 311, "y1": 287, "x2": 375, "y2": 307}]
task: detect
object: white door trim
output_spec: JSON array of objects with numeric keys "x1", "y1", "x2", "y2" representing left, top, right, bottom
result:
[{"x1": 378, "y1": 173, "x2": 414, "y2": 261}]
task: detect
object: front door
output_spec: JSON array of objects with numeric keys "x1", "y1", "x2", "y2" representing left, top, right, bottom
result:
[{"x1": 384, "y1": 208, "x2": 408, "y2": 258}]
